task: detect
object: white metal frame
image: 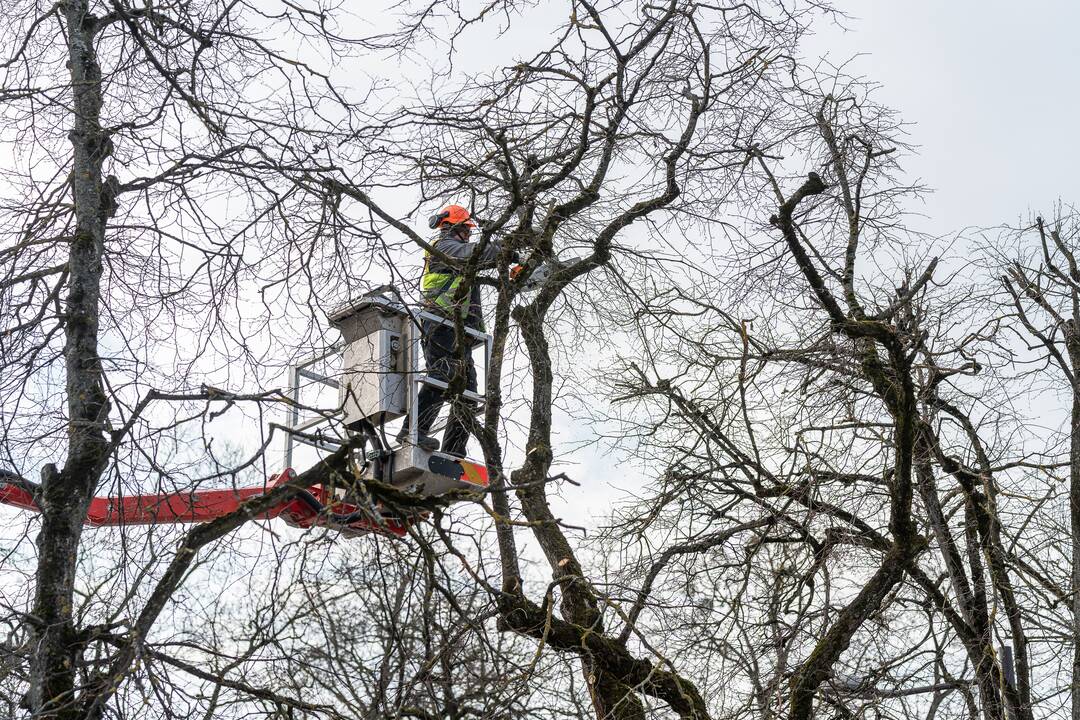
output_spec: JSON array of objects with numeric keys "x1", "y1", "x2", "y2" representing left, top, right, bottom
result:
[
  {"x1": 401, "y1": 307, "x2": 492, "y2": 448},
  {"x1": 283, "y1": 345, "x2": 343, "y2": 468},
  {"x1": 283, "y1": 299, "x2": 492, "y2": 467}
]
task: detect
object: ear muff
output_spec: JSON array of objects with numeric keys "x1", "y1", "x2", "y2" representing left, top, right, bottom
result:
[{"x1": 428, "y1": 211, "x2": 450, "y2": 229}]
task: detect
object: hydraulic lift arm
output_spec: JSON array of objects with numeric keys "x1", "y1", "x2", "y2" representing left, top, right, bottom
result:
[{"x1": 0, "y1": 469, "x2": 410, "y2": 538}]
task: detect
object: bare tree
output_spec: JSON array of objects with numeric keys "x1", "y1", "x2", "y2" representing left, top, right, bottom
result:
[
  {"x1": 10, "y1": 2, "x2": 1076, "y2": 720},
  {"x1": 593, "y1": 74, "x2": 1071, "y2": 720},
  {"x1": 995, "y1": 211, "x2": 1080, "y2": 720}
]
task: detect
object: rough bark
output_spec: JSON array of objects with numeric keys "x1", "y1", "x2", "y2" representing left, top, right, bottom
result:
[
  {"x1": 497, "y1": 592, "x2": 709, "y2": 720},
  {"x1": 775, "y1": 173, "x2": 922, "y2": 720},
  {"x1": 916, "y1": 463, "x2": 1006, "y2": 720},
  {"x1": 28, "y1": 2, "x2": 114, "y2": 716},
  {"x1": 1071, "y1": 362, "x2": 1080, "y2": 720},
  {"x1": 511, "y1": 303, "x2": 648, "y2": 720}
]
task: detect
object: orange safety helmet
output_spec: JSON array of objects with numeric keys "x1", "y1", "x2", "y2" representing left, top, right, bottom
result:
[{"x1": 427, "y1": 204, "x2": 477, "y2": 230}]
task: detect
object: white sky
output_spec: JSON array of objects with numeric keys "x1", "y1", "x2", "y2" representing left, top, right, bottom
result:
[{"x1": 805, "y1": 1, "x2": 1080, "y2": 234}]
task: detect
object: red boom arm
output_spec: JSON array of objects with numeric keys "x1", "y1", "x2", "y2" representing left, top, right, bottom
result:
[{"x1": 0, "y1": 470, "x2": 409, "y2": 538}]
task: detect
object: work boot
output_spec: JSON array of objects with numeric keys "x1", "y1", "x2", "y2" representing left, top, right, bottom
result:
[
  {"x1": 440, "y1": 441, "x2": 467, "y2": 459},
  {"x1": 395, "y1": 429, "x2": 439, "y2": 451}
]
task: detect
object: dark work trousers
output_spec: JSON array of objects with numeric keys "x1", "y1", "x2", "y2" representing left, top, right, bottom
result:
[{"x1": 411, "y1": 318, "x2": 478, "y2": 457}]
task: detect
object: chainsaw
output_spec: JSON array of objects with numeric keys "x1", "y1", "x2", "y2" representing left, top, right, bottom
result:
[{"x1": 511, "y1": 255, "x2": 586, "y2": 291}]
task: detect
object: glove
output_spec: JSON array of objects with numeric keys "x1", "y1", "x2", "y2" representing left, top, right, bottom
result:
[{"x1": 510, "y1": 264, "x2": 524, "y2": 280}]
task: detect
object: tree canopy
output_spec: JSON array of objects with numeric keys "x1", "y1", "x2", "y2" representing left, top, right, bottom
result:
[{"x1": 1, "y1": 2, "x2": 1078, "y2": 720}]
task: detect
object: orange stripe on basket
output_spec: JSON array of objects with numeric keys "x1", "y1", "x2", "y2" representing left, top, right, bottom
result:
[{"x1": 460, "y1": 461, "x2": 489, "y2": 487}]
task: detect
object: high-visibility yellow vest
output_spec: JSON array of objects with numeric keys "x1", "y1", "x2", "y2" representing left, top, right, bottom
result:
[{"x1": 421, "y1": 250, "x2": 466, "y2": 317}]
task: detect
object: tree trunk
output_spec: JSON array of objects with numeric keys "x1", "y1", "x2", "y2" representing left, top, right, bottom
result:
[
  {"x1": 28, "y1": 2, "x2": 112, "y2": 716},
  {"x1": 585, "y1": 660, "x2": 647, "y2": 720},
  {"x1": 916, "y1": 463, "x2": 1006, "y2": 720},
  {"x1": 1071, "y1": 391, "x2": 1080, "y2": 720}
]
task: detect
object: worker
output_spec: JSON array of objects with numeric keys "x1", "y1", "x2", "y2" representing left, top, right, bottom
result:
[{"x1": 397, "y1": 204, "x2": 516, "y2": 458}]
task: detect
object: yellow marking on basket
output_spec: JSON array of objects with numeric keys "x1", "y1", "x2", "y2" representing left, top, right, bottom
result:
[{"x1": 461, "y1": 461, "x2": 488, "y2": 487}]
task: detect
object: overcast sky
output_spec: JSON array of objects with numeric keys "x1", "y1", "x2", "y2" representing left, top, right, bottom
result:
[{"x1": 805, "y1": 1, "x2": 1080, "y2": 236}]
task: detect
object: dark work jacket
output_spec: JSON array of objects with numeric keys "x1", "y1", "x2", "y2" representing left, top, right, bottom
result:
[{"x1": 421, "y1": 228, "x2": 502, "y2": 331}]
